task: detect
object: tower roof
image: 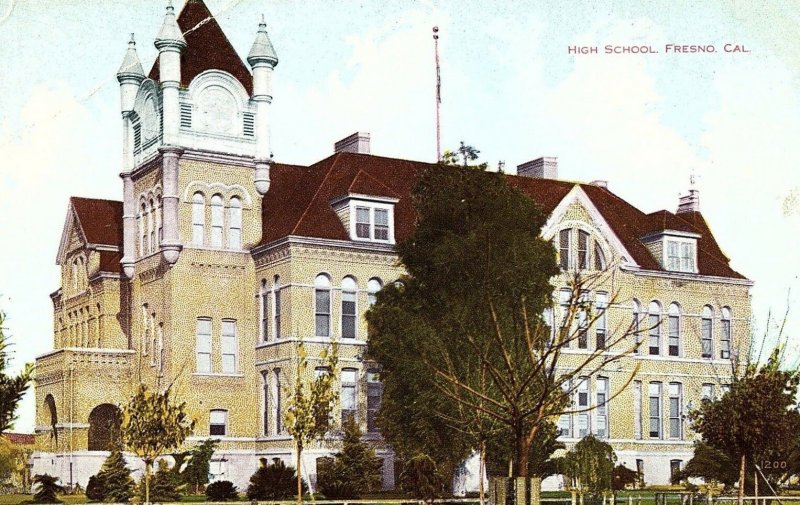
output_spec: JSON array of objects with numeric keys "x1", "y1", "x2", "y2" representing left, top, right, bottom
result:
[
  {"x1": 247, "y1": 17, "x2": 279, "y2": 68},
  {"x1": 148, "y1": 0, "x2": 254, "y2": 95},
  {"x1": 117, "y1": 34, "x2": 145, "y2": 80}
]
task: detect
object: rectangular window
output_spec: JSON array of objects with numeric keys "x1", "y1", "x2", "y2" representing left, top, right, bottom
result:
[
  {"x1": 262, "y1": 371, "x2": 269, "y2": 436},
  {"x1": 701, "y1": 317, "x2": 712, "y2": 358},
  {"x1": 210, "y1": 409, "x2": 227, "y2": 436},
  {"x1": 577, "y1": 230, "x2": 589, "y2": 270},
  {"x1": 633, "y1": 305, "x2": 641, "y2": 355},
  {"x1": 596, "y1": 377, "x2": 609, "y2": 439},
  {"x1": 668, "y1": 314, "x2": 679, "y2": 356},
  {"x1": 649, "y1": 382, "x2": 662, "y2": 439},
  {"x1": 649, "y1": 312, "x2": 660, "y2": 355},
  {"x1": 274, "y1": 369, "x2": 282, "y2": 434},
  {"x1": 721, "y1": 318, "x2": 731, "y2": 359},
  {"x1": 669, "y1": 383, "x2": 682, "y2": 439},
  {"x1": 221, "y1": 320, "x2": 237, "y2": 373},
  {"x1": 196, "y1": 318, "x2": 212, "y2": 373},
  {"x1": 211, "y1": 206, "x2": 223, "y2": 248},
  {"x1": 559, "y1": 289, "x2": 571, "y2": 346},
  {"x1": 667, "y1": 241, "x2": 680, "y2": 271},
  {"x1": 261, "y1": 289, "x2": 269, "y2": 342},
  {"x1": 670, "y1": 460, "x2": 682, "y2": 479},
  {"x1": 374, "y1": 209, "x2": 389, "y2": 241},
  {"x1": 315, "y1": 288, "x2": 331, "y2": 337},
  {"x1": 559, "y1": 229, "x2": 571, "y2": 270},
  {"x1": 702, "y1": 383, "x2": 714, "y2": 401},
  {"x1": 721, "y1": 384, "x2": 731, "y2": 395},
  {"x1": 342, "y1": 290, "x2": 357, "y2": 339},
  {"x1": 192, "y1": 199, "x2": 204, "y2": 246},
  {"x1": 355, "y1": 207, "x2": 371, "y2": 239},
  {"x1": 341, "y1": 368, "x2": 357, "y2": 425},
  {"x1": 558, "y1": 379, "x2": 571, "y2": 437},
  {"x1": 636, "y1": 459, "x2": 645, "y2": 480},
  {"x1": 680, "y1": 242, "x2": 695, "y2": 272},
  {"x1": 633, "y1": 380, "x2": 642, "y2": 439},
  {"x1": 367, "y1": 370, "x2": 382, "y2": 433},
  {"x1": 577, "y1": 307, "x2": 588, "y2": 349},
  {"x1": 577, "y1": 377, "x2": 589, "y2": 438},
  {"x1": 274, "y1": 285, "x2": 282, "y2": 338},
  {"x1": 596, "y1": 293, "x2": 607, "y2": 350}
]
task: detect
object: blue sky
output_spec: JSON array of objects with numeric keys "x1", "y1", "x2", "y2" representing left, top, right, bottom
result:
[{"x1": 1, "y1": 0, "x2": 798, "y2": 432}]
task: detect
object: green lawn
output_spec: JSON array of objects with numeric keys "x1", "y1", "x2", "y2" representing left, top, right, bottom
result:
[{"x1": 0, "y1": 495, "x2": 87, "y2": 505}]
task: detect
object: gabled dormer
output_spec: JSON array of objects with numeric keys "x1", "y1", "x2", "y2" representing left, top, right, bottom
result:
[
  {"x1": 330, "y1": 169, "x2": 399, "y2": 245},
  {"x1": 640, "y1": 229, "x2": 700, "y2": 274}
]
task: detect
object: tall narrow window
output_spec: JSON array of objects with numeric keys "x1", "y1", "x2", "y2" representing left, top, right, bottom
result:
[
  {"x1": 139, "y1": 202, "x2": 147, "y2": 255},
  {"x1": 559, "y1": 288, "x2": 571, "y2": 348},
  {"x1": 577, "y1": 305, "x2": 588, "y2": 349},
  {"x1": 148, "y1": 199, "x2": 155, "y2": 253},
  {"x1": 156, "y1": 197, "x2": 162, "y2": 246},
  {"x1": 669, "y1": 383, "x2": 682, "y2": 439},
  {"x1": 648, "y1": 301, "x2": 661, "y2": 355},
  {"x1": 668, "y1": 303, "x2": 680, "y2": 356},
  {"x1": 341, "y1": 277, "x2": 357, "y2": 339},
  {"x1": 632, "y1": 299, "x2": 641, "y2": 355},
  {"x1": 633, "y1": 380, "x2": 642, "y2": 439},
  {"x1": 262, "y1": 371, "x2": 270, "y2": 436},
  {"x1": 196, "y1": 318, "x2": 212, "y2": 373},
  {"x1": 374, "y1": 209, "x2": 389, "y2": 241},
  {"x1": 559, "y1": 229, "x2": 571, "y2": 270},
  {"x1": 192, "y1": 192, "x2": 205, "y2": 246},
  {"x1": 721, "y1": 307, "x2": 731, "y2": 359},
  {"x1": 260, "y1": 280, "x2": 269, "y2": 343},
  {"x1": 341, "y1": 368, "x2": 357, "y2": 425},
  {"x1": 596, "y1": 377, "x2": 609, "y2": 438},
  {"x1": 367, "y1": 278, "x2": 382, "y2": 306},
  {"x1": 273, "y1": 276, "x2": 282, "y2": 338},
  {"x1": 577, "y1": 377, "x2": 589, "y2": 437},
  {"x1": 680, "y1": 243, "x2": 695, "y2": 272},
  {"x1": 701, "y1": 306, "x2": 713, "y2": 358},
  {"x1": 558, "y1": 379, "x2": 571, "y2": 437},
  {"x1": 158, "y1": 323, "x2": 165, "y2": 375},
  {"x1": 594, "y1": 241, "x2": 606, "y2": 270},
  {"x1": 228, "y1": 196, "x2": 242, "y2": 249},
  {"x1": 367, "y1": 369, "x2": 382, "y2": 433},
  {"x1": 666, "y1": 241, "x2": 680, "y2": 271},
  {"x1": 221, "y1": 320, "x2": 237, "y2": 373},
  {"x1": 701, "y1": 383, "x2": 714, "y2": 401},
  {"x1": 209, "y1": 409, "x2": 227, "y2": 436},
  {"x1": 649, "y1": 382, "x2": 662, "y2": 439},
  {"x1": 210, "y1": 194, "x2": 224, "y2": 247},
  {"x1": 670, "y1": 460, "x2": 682, "y2": 480},
  {"x1": 274, "y1": 368, "x2": 282, "y2": 434},
  {"x1": 543, "y1": 307, "x2": 555, "y2": 347},
  {"x1": 577, "y1": 230, "x2": 589, "y2": 270},
  {"x1": 355, "y1": 207, "x2": 370, "y2": 239},
  {"x1": 596, "y1": 293, "x2": 607, "y2": 350},
  {"x1": 314, "y1": 274, "x2": 331, "y2": 337}
]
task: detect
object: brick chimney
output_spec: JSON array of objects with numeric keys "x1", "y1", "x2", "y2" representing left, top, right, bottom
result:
[
  {"x1": 517, "y1": 157, "x2": 558, "y2": 179},
  {"x1": 677, "y1": 189, "x2": 700, "y2": 213},
  {"x1": 334, "y1": 132, "x2": 370, "y2": 154}
]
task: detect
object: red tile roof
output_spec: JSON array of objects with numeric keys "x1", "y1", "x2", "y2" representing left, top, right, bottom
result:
[
  {"x1": 148, "y1": 0, "x2": 254, "y2": 95},
  {"x1": 3, "y1": 433, "x2": 35, "y2": 446}
]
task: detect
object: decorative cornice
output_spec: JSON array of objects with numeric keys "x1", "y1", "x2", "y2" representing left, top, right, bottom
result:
[
  {"x1": 252, "y1": 235, "x2": 397, "y2": 257},
  {"x1": 180, "y1": 148, "x2": 256, "y2": 168},
  {"x1": 620, "y1": 265, "x2": 754, "y2": 286}
]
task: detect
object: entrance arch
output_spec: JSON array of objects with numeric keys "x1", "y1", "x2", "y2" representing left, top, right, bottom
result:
[{"x1": 87, "y1": 404, "x2": 121, "y2": 451}]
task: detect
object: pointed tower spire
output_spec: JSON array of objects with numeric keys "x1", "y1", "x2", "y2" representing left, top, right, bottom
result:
[
  {"x1": 248, "y1": 17, "x2": 279, "y2": 196},
  {"x1": 117, "y1": 33, "x2": 145, "y2": 85},
  {"x1": 155, "y1": 1, "x2": 187, "y2": 48}
]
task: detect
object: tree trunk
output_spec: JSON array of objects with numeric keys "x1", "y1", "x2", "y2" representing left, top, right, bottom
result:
[
  {"x1": 297, "y1": 441, "x2": 303, "y2": 505},
  {"x1": 738, "y1": 454, "x2": 746, "y2": 505},
  {"x1": 145, "y1": 460, "x2": 152, "y2": 504},
  {"x1": 480, "y1": 440, "x2": 486, "y2": 505},
  {"x1": 515, "y1": 426, "x2": 530, "y2": 477},
  {"x1": 753, "y1": 471, "x2": 758, "y2": 500}
]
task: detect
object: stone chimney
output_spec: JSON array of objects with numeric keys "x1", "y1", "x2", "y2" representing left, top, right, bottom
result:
[
  {"x1": 334, "y1": 132, "x2": 370, "y2": 154},
  {"x1": 677, "y1": 189, "x2": 700, "y2": 213},
  {"x1": 517, "y1": 156, "x2": 558, "y2": 179},
  {"x1": 590, "y1": 180, "x2": 608, "y2": 188}
]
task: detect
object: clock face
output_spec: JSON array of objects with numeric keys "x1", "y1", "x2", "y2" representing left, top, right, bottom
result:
[
  {"x1": 141, "y1": 97, "x2": 159, "y2": 142},
  {"x1": 197, "y1": 86, "x2": 237, "y2": 135}
]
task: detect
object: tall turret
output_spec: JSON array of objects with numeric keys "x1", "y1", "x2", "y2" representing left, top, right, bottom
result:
[
  {"x1": 117, "y1": 34, "x2": 145, "y2": 279},
  {"x1": 155, "y1": 1, "x2": 187, "y2": 265},
  {"x1": 247, "y1": 16, "x2": 279, "y2": 196}
]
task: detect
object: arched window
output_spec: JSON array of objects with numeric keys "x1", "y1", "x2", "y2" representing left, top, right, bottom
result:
[
  {"x1": 210, "y1": 194, "x2": 224, "y2": 247},
  {"x1": 341, "y1": 277, "x2": 357, "y2": 339},
  {"x1": 632, "y1": 299, "x2": 641, "y2": 354},
  {"x1": 260, "y1": 279, "x2": 269, "y2": 343},
  {"x1": 228, "y1": 196, "x2": 242, "y2": 249},
  {"x1": 559, "y1": 228, "x2": 572, "y2": 270},
  {"x1": 72, "y1": 260, "x2": 79, "y2": 290},
  {"x1": 648, "y1": 301, "x2": 661, "y2": 356},
  {"x1": 192, "y1": 192, "x2": 205, "y2": 246},
  {"x1": 147, "y1": 198, "x2": 155, "y2": 253},
  {"x1": 721, "y1": 307, "x2": 732, "y2": 359},
  {"x1": 273, "y1": 276, "x2": 282, "y2": 339},
  {"x1": 158, "y1": 323, "x2": 165, "y2": 375},
  {"x1": 156, "y1": 196, "x2": 162, "y2": 246},
  {"x1": 261, "y1": 371, "x2": 270, "y2": 436},
  {"x1": 45, "y1": 394, "x2": 58, "y2": 443},
  {"x1": 577, "y1": 230, "x2": 590, "y2": 270},
  {"x1": 367, "y1": 278, "x2": 383, "y2": 306},
  {"x1": 668, "y1": 303, "x2": 680, "y2": 356},
  {"x1": 701, "y1": 306, "x2": 713, "y2": 358},
  {"x1": 314, "y1": 274, "x2": 332, "y2": 337},
  {"x1": 151, "y1": 312, "x2": 157, "y2": 366},
  {"x1": 139, "y1": 201, "x2": 147, "y2": 256},
  {"x1": 88, "y1": 404, "x2": 121, "y2": 451},
  {"x1": 594, "y1": 241, "x2": 607, "y2": 270}
]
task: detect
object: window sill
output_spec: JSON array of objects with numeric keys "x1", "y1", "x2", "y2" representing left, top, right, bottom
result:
[
  {"x1": 257, "y1": 337, "x2": 367, "y2": 348},
  {"x1": 256, "y1": 435, "x2": 293, "y2": 442},
  {"x1": 192, "y1": 372, "x2": 245, "y2": 378}
]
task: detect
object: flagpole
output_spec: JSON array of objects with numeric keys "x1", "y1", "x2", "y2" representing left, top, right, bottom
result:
[{"x1": 433, "y1": 26, "x2": 441, "y2": 162}]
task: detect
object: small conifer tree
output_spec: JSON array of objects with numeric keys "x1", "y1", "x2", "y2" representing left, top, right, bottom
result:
[
  {"x1": 147, "y1": 459, "x2": 182, "y2": 502},
  {"x1": 182, "y1": 438, "x2": 219, "y2": 493},
  {"x1": 95, "y1": 448, "x2": 135, "y2": 503},
  {"x1": 32, "y1": 474, "x2": 65, "y2": 503},
  {"x1": 318, "y1": 418, "x2": 383, "y2": 498}
]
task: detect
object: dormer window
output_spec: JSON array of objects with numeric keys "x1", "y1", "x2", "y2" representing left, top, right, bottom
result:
[
  {"x1": 332, "y1": 194, "x2": 398, "y2": 244},
  {"x1": 641, "y1": 230, "x2": 699, "y2": 273}
]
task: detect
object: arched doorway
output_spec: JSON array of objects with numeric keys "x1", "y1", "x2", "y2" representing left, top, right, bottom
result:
[
  {"x1": 44, "y1": 394, "x2": 58, "y2": 443},
  {"x1": 87, "y1": 404, "x2": 121, "y2": 451}
]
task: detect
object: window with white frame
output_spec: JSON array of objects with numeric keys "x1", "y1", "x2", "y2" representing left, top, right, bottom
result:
[
  {"x1": 367, "y1": 369, "x2": 382, "y2": 433},
  {"x1": 157, "y1": 323, "x2": 164, "y2": 374},
  {"x1": 210, "y1": 409, "x2": 227, "y2": 436},
  {"x1": 228, "y1": 196, "x2": 242, "y2": 249},
  {"x1": 665, "y1": 238, "x2": 696, "y2": 273},
  {"x1": 367, "y1": 278, "x2": 382, "y2": 306},
  {"x1": 577, "y1": 290, "x2": 589, "y2": 349},
  {"x1": 273, "y1": 276, "x2": 282, "y2": 338},
  {"x1": 721, "y1": 384, "x2": 731, "y2": 395},
  {"x1": 274, "y1": 368, "x2": 282, "y2": 434},
  {"x1": 341, "y1": 368, "x2": 357, "y2": 425},
  {"x1": 596, "y1": 377, "x2": 609, "y2": 438},
  {"x1": 668, "y1": 382, "x2": 682, "y2": 439},
  {"x1": 648, "y1": 301, "x2": 661, "y2": 355},
  {"x1": 577, "y1": 377, "x2": 589, "y2": 437},
  {"x1": 577, "y1": 230, "x2": 590, "y2": 270},
  {"x1": 261, "y1": 371, "x2": 269, "y2": 436},
  {"x1": 633, "y1": 380, "x2": 642, "y2": 439},
  {"x1": 559, "y1": 288, "x2": 572, "y2": 344},
  {"x1": 260, "y1": 280, "x2": 269, "y2": 342},
  {"x1": 701, "y1": 383, "x2": 715, "y2": 401},
  {"x1": 156, "y1": 197, "x2": 162, "y2": 245},
  {"x1": 596, "y1": 293, "x2": 607, "y2": 350},
  {"x1": 314, "y1": 274, "x2": 332, "y2": 337},
  {"x1": 139, "y1": 202, "x2": 147, "y2": 256},
  {"x1": 210, "y1": 194, "x2": 224, "y2": 247},
  {"x1": 721, "y1": 307, "x2": 732, "y2": 359},
  {"x1": 701, "y1": 305, "x2": 713, "y2": 358},
  {"x1": 668, "y1": 303, "x2": 680, "y2": 356},
  {"x1": 221, "y1": 319, "x2": 237, "y2": 373},
  {"x1": 148, "y1": 198, "x2": 155, "y2": 253},
  {"x1": 196, "y1": 318, "x2": 212, "y2": 373},
  {"x1": 352, "y1": 204, "x2": 392, "y2": 242},
  {"x1": 559, "y1": 229, "x2": 571, "y2": 270},
  {"x1": 632, "y1": 299, "x2": 641, "y2": 355},
  {"x1": 341, "y1": 277, "x2": 357, "y2": 339},
  {"x1": 666, "y1": 241, "x2": 680, "y2": 271},
  {"x1": 558, "y1": 379, "x2": 571, "y2": 437},
  {"x1": 649, "y1": 382, "x2": 662, "y2": 439},
  {"x1": 543, "y1": 307, "x2": 555, "y2": 347},
  {"x1": 192, "y1": 192, "x2": 205, "y2": 246}
]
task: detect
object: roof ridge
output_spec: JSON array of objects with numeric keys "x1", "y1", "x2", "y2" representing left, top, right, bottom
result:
[{"x1": 291, "y1": 153, "x2": 342, "y2": 235}]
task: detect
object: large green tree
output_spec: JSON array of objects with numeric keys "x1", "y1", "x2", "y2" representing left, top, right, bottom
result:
[
  {"x1": 367, "y1": 161, "x2": 635, "y2": 479},
  {"x1": 0, "y1": 310, "x2": 33, "y2": 436},
  {"x1": 690, "y1": 349, "x2": 800, "y2": 502},
  {"x1": 121, "y1": 384, "x2": 195, "y2": 504}
]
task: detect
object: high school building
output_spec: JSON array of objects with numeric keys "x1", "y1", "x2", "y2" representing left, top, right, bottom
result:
[{"x1": 32, "y1": 0, "x2": 752, "y2": 492}]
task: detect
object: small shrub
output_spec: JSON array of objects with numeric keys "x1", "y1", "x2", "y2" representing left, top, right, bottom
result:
[
  {"x1": 85, "y1": 475, "x2": 105, "y2": 501},
  {"x1": 95, "y1": 448, "x2": 135, "y2": 503},
  {"x1": 32, "y1": 474, "x2": 65, "y2": 503},
  {"x1": 317, "y1": 419, "x2": 383, "y2": 499},
  {"x1": 206, "y1": 480, "x2": 239, "y2": 501},
  {"x1": 247, "y1": 458, "x2": 305, "y2": 500},
  {"x1": 146, "y1": 460, "x2": 182, "y2": 502},
  {"x1": 397, "y1": 454, "x2": 446, "y2": 501}
]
